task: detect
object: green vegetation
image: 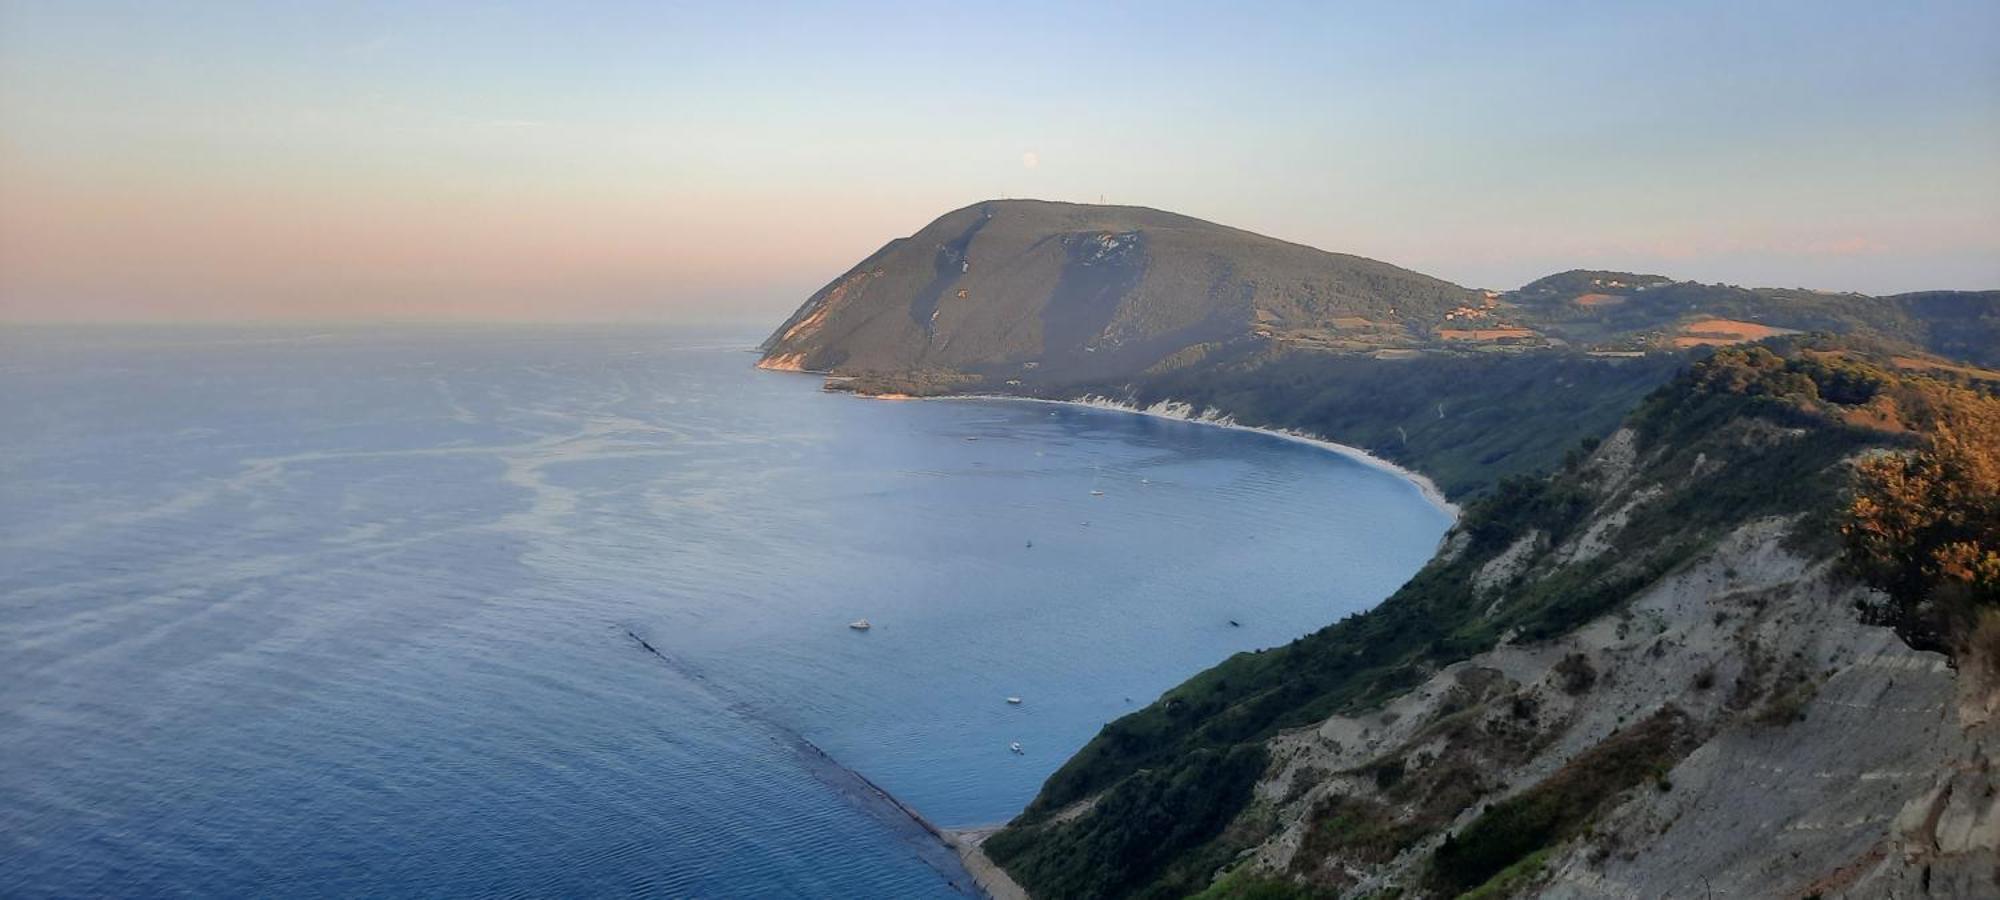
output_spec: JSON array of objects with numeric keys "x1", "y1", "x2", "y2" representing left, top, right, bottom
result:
[
  {"x1": 1452, "y1": 848, "x2": 1554, "y2": 900},
  {"x1": 1064, "y1": 346, "x2": 1685, "y2": 498},
  {"x1": 1511, "y1": 270, "x2": 2000, "y2": 365},
  {"x1": 1294, "y1": 797, "x2": 1429, "y2": 868},
  {"x1": 1515, "y1": 270, "x2": 1676, "y2": 297},
  {"x1": 760, "y1": 199, "x2": 1480, "y2": 379},
  {"x1": 1427, "y1": 707, "x2": 1697, "y2": 895},
  {"x1": 1186, "y1": 870, "x2": 1334, "y2": 900},
  {"x1": 981, "y1": 744, "x2": 1269, "y2": 900},
  {"x1": 763, "y1": 202, "x2": 1999, "y2": 397},
  {"x1": 1893, "y1": 290, "x2": 2000, "y2": 368},
  {"x1": 990, "y1": 338, "x2": 1927, "y2": 899}
]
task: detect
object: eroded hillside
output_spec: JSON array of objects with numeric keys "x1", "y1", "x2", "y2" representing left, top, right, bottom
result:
[{"x1": 982, "y1": 343, "x2": 2000, "y2": 898}]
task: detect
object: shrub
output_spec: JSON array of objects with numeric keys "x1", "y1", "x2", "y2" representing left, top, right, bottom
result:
[
  {"x1": 1428, "y1": 707, "x2": 1697, "y2": 895},
  {"x1": 1554, "y1": 653, "x2": 1597, "y2": 695}
]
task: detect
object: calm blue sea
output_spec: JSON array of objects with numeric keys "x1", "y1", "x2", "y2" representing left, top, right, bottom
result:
[{"x1": 0, "y1": 325, "x2": 1450, "y2": 897}]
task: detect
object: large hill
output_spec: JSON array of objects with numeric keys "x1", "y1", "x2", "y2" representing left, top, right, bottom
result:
[
  {"x1": 762, "y1": 201, "x2": 2000, "y2": 389},
  {"x1": 759, "y1": 199, "x2": 1480, "y2": 380}
]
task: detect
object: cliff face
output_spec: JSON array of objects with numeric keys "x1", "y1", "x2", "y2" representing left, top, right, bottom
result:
[
  {"x1": 1237, "y1": 518, "x2": 1993, "y2": 898},
  {"x1": 1238, "y1": 497, "x2": 1997, "y2": 899},
  {"x1": 758, "y1": 199, "x2": 1477, "y2": 380},
  {"x1": 981, "y1": 346, "x2": 1999, "y2": 899}
]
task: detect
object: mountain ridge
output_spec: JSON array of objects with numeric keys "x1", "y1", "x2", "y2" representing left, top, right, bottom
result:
[
  {"x1": 761, "y1": 200, "x2": 1996, "y2": 501},
  {"x1": 760, "y1": 199, "x2": 1481, "y2": 380},
  {"x1": 761, "y1": 200, "x2": 2000, "y2": 386}
]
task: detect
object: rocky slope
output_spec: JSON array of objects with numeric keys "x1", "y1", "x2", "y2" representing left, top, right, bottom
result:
[{"x1": 981, "y1": 345, "x2": 1999, "y2": 899}]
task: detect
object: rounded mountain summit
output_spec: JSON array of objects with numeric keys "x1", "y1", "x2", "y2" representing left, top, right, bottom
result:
[{"x1": 758, "y1": 199, "x2": 1479, "y2": 383}]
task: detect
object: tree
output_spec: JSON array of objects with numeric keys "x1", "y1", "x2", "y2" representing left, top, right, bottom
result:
[{"x1": 1843, "y1": 382, "x2": 2000, "y2": 654}]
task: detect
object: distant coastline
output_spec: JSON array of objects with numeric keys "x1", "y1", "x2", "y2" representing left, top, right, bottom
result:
[
  {"x1": 1032, "y1": 394, "x2": 1459, "y2": 521},
  {"x1": 754, "y1": 351, "x2": 1463, "y2": 519}
]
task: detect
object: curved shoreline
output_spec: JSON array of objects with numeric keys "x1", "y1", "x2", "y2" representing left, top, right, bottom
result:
[
  {"x1": 883, "y1": 391, "x2": 1461, "y2": 521},
  {"x1": 830, "y1": 384, "x2": 1460, "y2": 899},
  {"x1": 754, "y1": 355, "x2": 1459, "y2": 520},
  {"x1": 755, "y1": 363, "x2": 1459, "y2": 899}
]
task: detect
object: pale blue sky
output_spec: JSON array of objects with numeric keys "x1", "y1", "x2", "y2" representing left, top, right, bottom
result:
[{"x1": 2, "y1": 1, "x2": 1995, "y2": 321}]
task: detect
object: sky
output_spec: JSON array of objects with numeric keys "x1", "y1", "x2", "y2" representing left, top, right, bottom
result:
[{"x1": 2, "y1": 1, "x2": 1996, "y2": 323}]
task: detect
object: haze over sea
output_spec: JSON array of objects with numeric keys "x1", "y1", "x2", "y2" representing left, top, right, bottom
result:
[{"x1": 0, "y1": 326, "x2": 1449, "y2": 897}]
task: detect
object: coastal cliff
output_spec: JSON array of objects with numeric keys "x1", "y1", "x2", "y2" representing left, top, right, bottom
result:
[
  {"x1": 762, "y1": 201, "x2": 2000, "y2": 897},
  {"x1": 980, "y1": 345, "x2": 1999, "y2": 898}
]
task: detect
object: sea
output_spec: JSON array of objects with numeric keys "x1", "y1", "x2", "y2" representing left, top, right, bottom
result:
[{"x1": 0, "y1": 325, "x2": 1452, "y2": 897}]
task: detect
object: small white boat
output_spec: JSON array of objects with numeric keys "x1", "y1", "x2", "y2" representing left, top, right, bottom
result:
[
  {"x1": 1090, "y1": 489, "x2": 1105, "y2": 496},
  {"x1": 1006, "y1": 696, "x2": 1023, "y2": 705},
  {"x1": 1009, "y1": 741, "x2": 1024, "y2": 754},
  {"x1": 848, "y1": 619, "x2": 871, "y2": 631},
  {"x1": 1141, "y1": 478, "x2": 1151, "y2": 485}
]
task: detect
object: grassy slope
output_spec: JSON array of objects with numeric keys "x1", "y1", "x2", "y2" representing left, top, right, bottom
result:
[
  {"x1": 761, "y1": 199, "x2": 1479, "y2": 379},
  {"x1": 1512, "y1": 270, "x2": 2000, "y2": 365},
  {"x1": 1073, "y1": 346, "x2": 1687, "y2": 499}
]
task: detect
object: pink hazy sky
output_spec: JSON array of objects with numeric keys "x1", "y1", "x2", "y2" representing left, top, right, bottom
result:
[{"x1": 3, "y1": 2, "x2": 1995, "y2": 323}]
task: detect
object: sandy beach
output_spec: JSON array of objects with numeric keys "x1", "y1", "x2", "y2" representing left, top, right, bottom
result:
[
  {"x1": 754, "y1": 361, "x2": 1460, "y2": 521},
  {"x1": 943, "y1": 828, "x2": 1031, "y2": 900},
  {"x1": 864, "y1": 390, "x2": 1462, "y2": 521}
]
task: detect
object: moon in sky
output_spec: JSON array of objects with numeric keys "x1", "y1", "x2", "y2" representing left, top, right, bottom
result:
[{"x1": 1021, "y1": 151, "x2": 1039, "y2": 169}]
